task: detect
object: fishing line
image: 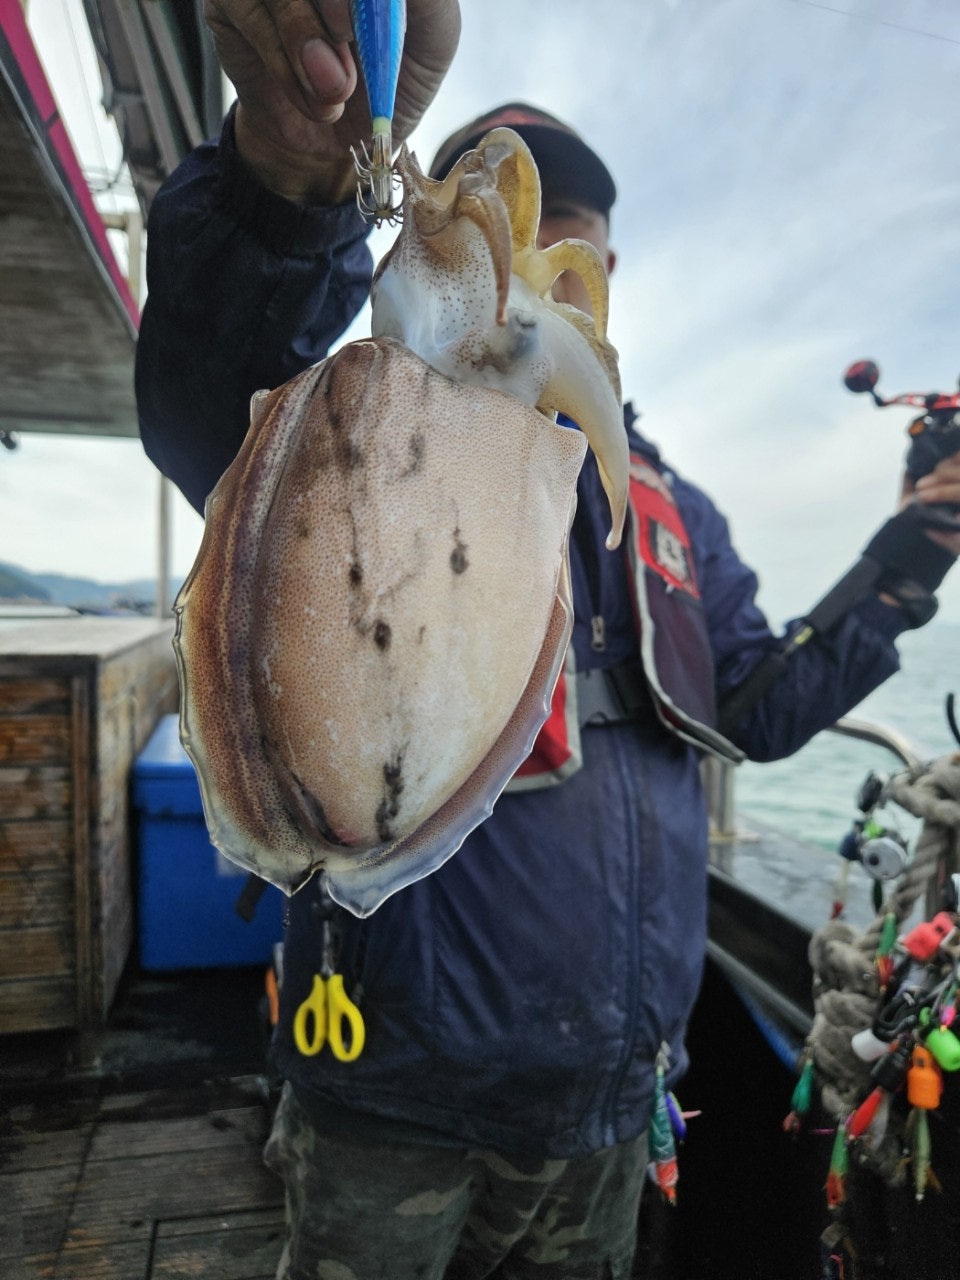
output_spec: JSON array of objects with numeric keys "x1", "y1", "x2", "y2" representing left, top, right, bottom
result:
[
  {"x1": 781, "y1": 0, "x2": 960, "y2": 48},
  {"x1": 53, "y1": 0, "x2": 137, "y2": 205},
  {"x1": 57, "y1": 0, "x2": 114, "y2": 185}
]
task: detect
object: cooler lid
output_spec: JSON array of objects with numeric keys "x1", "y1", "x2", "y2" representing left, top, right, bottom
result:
[{"x1": 134, "y1": 714, "x2": 196, "y2": 778}]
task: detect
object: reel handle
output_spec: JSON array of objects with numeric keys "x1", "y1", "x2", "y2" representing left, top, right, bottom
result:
[{"x1": 844, "y1": 358, "x2": 960, "y2": 530}]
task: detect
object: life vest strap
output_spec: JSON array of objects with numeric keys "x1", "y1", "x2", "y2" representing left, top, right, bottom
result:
[{"x1": 576, "y1": 662, "x2": 648, "y2": 728}]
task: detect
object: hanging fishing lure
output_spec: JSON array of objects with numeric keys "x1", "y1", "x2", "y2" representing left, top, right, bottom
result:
[
  {"x1": 825, "y1": 1124, "x2": 849, "y2": 1208},
  {"x1": 905, "y1": 1043, "x2": 943, "y2": 1201},
  {"x1": 648, "y1": 1053, "x2": 679, "y2": 1203},
  {"x1": 349, "y1": 0, "x2": 407, "y2": 222},
  {"x1": 875, "y1": 910, "x2": 898, "y2": 990},
  {"x1": 903, "y1": 1106, "x2": 936, "y2": 1201},
  {"x1": 783, "y1": 1057, "x2": 815, "y2": 1134}
]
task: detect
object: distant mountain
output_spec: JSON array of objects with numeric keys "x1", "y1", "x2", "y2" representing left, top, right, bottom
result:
[
  {"x1": 0, "y1": 561, "x2": 182, "y2": 611},
  {"x1": 0, "y1": 564, "x2": 50, "y2": 602}
]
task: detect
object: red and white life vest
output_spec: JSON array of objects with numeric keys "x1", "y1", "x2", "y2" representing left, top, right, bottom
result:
[{"x1": 508, "y1": 452, "x2": 744, "y2": 791}]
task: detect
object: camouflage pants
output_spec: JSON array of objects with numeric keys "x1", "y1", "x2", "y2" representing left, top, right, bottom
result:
[{"x1": 264, "y1": 1084, "x2": 647, "y2": 1280}]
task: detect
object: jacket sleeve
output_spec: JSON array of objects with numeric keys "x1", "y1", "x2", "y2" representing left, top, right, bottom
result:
[
  {"x1": 679, "y1": 475, "x2": 910, "y2": 762},
  {"x1": 135, "y1": 106, "x2": 374, "y2": 514}
]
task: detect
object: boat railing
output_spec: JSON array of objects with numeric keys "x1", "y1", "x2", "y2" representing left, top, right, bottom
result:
[
  {"x1": 827, "y1": 715, "x2": 923, "y2": 768},
  {"x1": 704, "y1": 714, "x2": 924, "y2": 841},
  {"x1": 702, "y1": 715, "x2": 928, "y2": 1038}
]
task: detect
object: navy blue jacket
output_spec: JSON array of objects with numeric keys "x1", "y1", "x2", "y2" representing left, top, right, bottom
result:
[{"x1": 136, "y1": 113, "x2": 909, "y2": 1156}]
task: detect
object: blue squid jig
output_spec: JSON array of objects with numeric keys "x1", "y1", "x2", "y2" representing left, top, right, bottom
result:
[{"x1": 349, "y1": 0, "x2": 407, "y2": 222}]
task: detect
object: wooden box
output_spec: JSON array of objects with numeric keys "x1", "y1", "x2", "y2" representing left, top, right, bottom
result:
[{"x1": 0, "y1": 617, "x2": 178, "y2": 1033}]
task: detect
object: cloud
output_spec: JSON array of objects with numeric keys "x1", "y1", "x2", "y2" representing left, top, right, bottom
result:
[
  {"x1": 11, "y1": 0, "x2": 960, "y2": 625},
  {"x1": 1, "y1": 436, "x2": 202, "y2": 584}
]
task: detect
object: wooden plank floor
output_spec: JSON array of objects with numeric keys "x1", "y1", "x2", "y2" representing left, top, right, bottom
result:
[{"x1": 1, "y1": 1077, "x2": 284, "y2": 1280}]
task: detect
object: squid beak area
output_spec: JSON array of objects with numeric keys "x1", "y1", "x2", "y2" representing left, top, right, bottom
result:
[
  {"x1": 389, "y1": 134, "x2": 628, "y2": 546},
  {"x1": 471, "y1": 138, "x2": 626, "y2": 546},
  {"x1": 399, "y1": 144, "x2": 516, "y2": 328}
]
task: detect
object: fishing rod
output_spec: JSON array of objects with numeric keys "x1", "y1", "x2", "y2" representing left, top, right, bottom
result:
[{"x1": 719, "y1": 360, "x2": 960, "y2": 733}]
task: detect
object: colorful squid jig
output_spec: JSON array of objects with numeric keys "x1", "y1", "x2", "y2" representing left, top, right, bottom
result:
[{"x1": 349, "y1": 0, "x2": 407, "y2": 222}]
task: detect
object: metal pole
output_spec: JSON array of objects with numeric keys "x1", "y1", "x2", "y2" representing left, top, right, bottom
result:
[
  {"x1": 156, "y1": 473, "x2": 172, "y2": 617},
  {"x1": 124, "y1": 209, "x2": 143, "y2": 313},
  {"x1": 703, "y1": 756, "x2": 738, "y2": 841},
  {"x1": 100, "y1": 208, "x2": 142, "y2": 296},
  {"x1": 103, "y1": 209, "x2": 167, "y2": 616}
]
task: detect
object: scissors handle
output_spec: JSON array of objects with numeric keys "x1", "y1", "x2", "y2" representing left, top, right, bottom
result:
[
  {"x1": 293, "y1": 973, "x2": 327, "y2": 1057},
  {"x1": 292, "y1": 973, "x2": 366, "y2": 1061},
  {"x1": 325, "y1": 973, "x2": 366, "y2": 1062}
]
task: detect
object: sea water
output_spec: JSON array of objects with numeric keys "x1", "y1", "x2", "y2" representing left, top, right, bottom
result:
[{"x1": 734, "y1": 620, "x2": 960, "y2": 859}]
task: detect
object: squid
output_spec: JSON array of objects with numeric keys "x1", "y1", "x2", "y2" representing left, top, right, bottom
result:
[{"x1": 174, "y1": 127, "x2": 628, "y2": 915}]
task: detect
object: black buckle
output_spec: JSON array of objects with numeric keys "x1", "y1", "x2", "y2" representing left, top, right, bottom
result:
[{"x1": 577, "y1": 662, "x2": 647, "y2": 728}]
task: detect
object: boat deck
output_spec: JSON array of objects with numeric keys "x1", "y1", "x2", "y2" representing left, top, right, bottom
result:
[
  {"x1": 5, "y1": 1078, "x2": 284, "y2": 1279},
  {"x1": 1, "y1": 961, "x2": 830, "y2": 1280},
  {"x1": 1, "y1": 965, "x2": 284, "y2": 1280}
]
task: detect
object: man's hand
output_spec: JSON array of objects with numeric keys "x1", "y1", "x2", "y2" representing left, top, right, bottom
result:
[
  {"x1": 900, "y1": 451, "x2": 960, "y2": 557},
  {"x1": 204, "y1": 0, "x2": 461, "y2": 204}
]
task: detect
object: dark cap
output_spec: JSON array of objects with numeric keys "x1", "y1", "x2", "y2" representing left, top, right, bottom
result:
[{"x1": 428, "y1": 101, "x2": 617, "y2": 218}]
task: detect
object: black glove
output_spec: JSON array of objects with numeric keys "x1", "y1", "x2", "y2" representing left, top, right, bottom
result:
[{"x1": 861, "y1": 503, "x2": 957, "y2": 626}]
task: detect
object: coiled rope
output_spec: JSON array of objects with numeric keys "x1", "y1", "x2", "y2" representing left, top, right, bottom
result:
[{"x1": 803, "y1": 753, "x2": 960, "y2": 1179}]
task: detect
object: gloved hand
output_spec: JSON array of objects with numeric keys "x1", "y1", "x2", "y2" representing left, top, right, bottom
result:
[{"x1": 900, "y1": 449, "x2": 960, "y2": 557}]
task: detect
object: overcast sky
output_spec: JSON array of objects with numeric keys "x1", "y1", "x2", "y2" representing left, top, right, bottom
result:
[{"x1": 7, "y1": 0, "x2": 960, "y2": 629}]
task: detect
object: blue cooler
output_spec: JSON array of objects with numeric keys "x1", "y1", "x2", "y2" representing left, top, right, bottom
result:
[{"x1": 133, "y1": 715, "x2": 285, "y2": 969}]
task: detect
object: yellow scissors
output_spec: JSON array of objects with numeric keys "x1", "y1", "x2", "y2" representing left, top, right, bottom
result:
[
  {"x1": 292, "y1": 903, "x2": 366, "y2": 1061},
  {"x1": 293, "y1": 971, "x2": 366, "y2": 1061}
]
